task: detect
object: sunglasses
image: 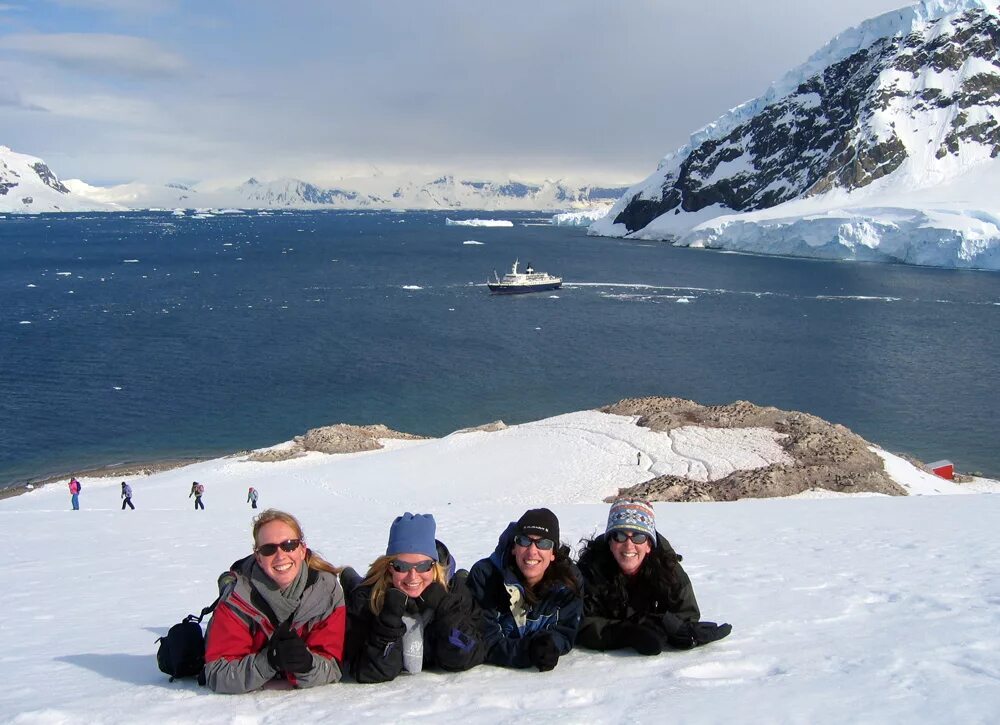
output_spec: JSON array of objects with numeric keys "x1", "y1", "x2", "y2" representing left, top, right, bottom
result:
[
  {"x1": 513, "y1": 534, "x2": 555, "y2": 551},
  {"x1": 609, "y1": 530, "x2": 650, "y2": 545},
  {"x1": 255, "y1": 539, "x2": 302, "y2": 556},
  {"x1": 390, "y1": 559, "x2": 436, "y2": 574}
]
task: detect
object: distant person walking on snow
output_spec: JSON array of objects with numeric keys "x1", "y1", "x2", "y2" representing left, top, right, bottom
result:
[
  {"x1": 121, "y1": 481, "x2": 135, "y2": 510},
  {"x1": 190, "y1": 481, "x2": 205, "y2": 510},
  {"x1": 636, "y1": 451, "x2": 642, "y2": 466},
  {"x1": 247, "y1": 486, "x2": 259, "y2": 509},
  {"x1": 68, "y1": 477, "x2": 81, "y2": 510}
]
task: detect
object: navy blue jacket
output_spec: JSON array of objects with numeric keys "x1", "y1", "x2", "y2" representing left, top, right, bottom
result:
[{"x1": 466, "y1": 522, "x2": 583, "y2": 668}]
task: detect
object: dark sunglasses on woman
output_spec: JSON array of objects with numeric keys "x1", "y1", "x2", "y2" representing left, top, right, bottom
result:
[
  {"x1": 255, "y1": 538, "x2": 302, "y2": 556},
  {"x1": 390, "y1": 559, "x2": 436, "y2": 573},
  {"x1": 513, "y1": 534, "x2": 555, "y2": 551},
  {"x1": 609, "y1": 530, "x2": 650, "y2": 545}
]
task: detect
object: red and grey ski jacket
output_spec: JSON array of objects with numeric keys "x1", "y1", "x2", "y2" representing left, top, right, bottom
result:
[{"x1": 203, "y1": 556, "x2": 346, "y2": 694}]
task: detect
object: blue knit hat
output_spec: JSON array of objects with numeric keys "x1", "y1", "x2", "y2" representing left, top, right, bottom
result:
[
  {"x1": 386, "y1": 512, "x2": 438, "y2": 561},
  {"x1": 606, "y1": 498, "x2": 656, "y2": 540}
]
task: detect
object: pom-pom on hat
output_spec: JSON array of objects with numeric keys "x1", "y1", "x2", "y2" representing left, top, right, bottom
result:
[
  {"x1": 515, "y1": 507, "x2": 560, "y2": 544},
  {"x1": 386, "y1": 512, "x2": 438, "y2": 561},
  {"x1": 606, "y1": 498, "x2": 656, "y2": 540}
]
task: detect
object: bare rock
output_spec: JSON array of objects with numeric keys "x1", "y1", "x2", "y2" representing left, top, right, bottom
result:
[
  {"x1": 453, "y1": 420, "x2": 508, "y2": 434},
  {"x1": 603, "y1": 396, "x2": 907, "y2": 501}
]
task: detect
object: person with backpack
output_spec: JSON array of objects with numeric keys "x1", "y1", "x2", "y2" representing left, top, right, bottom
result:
[
  {"x1": 247, "y1": 486, "x2": 259, "y2": 509},
  {"x1": 344, "y1": 512, "x2": 485, "y2": 683},
  {"x1": 202, "y1": 509, "x2": 347, "y2": 693},
  {"x1": 466, "y1": 508, "x2": 583, "y2": 672},
  {"x1": 121, "y1": 481, "x2": 135, "y2": 510},
  {"x1": 575, "y1": 498, "x2": 731, "y2": 656},
  {"x1": 189, "y1": 481, "x2": 205, "y2": 510},
  {"x1": 68, "y1": 477, "x2": 81, "y2": 510}
]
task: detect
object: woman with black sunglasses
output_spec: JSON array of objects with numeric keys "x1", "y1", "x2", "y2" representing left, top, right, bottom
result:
[
  {"x1": 576, "y1": 498, "x2": 731, "y2": 656},
  {"x1": 466, "y1": 508, "x2": 583, "y2": 672},
  {"x1": 203, "y1": 509, "x2": 347, "y2": 693},
  {"x1": 344, "y1": 512, "x2": 485, "y2": 683}
]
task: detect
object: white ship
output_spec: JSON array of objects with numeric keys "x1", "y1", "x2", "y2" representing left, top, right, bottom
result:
[{"x1": 487, "y1": 259, "x2": 562, "y2": 295}]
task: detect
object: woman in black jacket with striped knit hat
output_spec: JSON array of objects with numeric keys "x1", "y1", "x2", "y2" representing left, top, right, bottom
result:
[{"x1": 576, "y1": 498, "x2": 731, "y2": 655}]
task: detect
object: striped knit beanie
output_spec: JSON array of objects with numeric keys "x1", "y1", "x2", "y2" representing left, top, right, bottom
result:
[{"x1": 606, "y1": 498, "x2": 656, "y2": 539}]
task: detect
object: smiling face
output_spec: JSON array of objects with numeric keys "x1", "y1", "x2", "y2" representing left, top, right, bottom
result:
[
  {"x1": 513, "y1": 536, "x2": 556, "y2": 587},
  {"x1": 254, "y1": 520, "x2": 307, "y2": 590},
  {"x1": 389, "y1": 553, "x2": 437, "y2": 597},
  {"x1": 609, "y1": 531, "x2": 653, "y2": 576}
]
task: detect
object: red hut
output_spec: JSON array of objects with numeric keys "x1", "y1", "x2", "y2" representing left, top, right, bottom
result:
[{"x1": 928, "y1": 460, "x2": 954, "y2": 480}]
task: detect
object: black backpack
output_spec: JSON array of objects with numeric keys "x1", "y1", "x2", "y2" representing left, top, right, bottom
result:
[{"x1": 156, "y1": 574, "x2": 237, "y2": 683}]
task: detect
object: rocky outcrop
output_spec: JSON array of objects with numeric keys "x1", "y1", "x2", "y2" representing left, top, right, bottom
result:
[
  {"x1": 602, "y1": 397, "x2": 905, "y2": 501},
  {"x1": 245, "y1": 423, "x2": 427, "y2": 462}
]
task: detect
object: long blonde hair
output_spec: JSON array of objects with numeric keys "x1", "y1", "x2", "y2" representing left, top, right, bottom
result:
[
  {"x1": 252, "y1": 508, "x2": 342, "y2": 575},
  {"x1": 362, "y1": 554, "x2": 448, "y2": 615}
]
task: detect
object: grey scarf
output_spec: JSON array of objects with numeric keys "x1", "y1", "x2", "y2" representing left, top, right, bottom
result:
[{"x1": 250, "y1": 560, "x2": 309, "y2": 625}]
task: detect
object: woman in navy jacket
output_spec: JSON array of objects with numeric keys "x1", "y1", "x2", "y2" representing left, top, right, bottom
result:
[{"x1": 467, "y1": 508, "x2": 583, "y2": 672}]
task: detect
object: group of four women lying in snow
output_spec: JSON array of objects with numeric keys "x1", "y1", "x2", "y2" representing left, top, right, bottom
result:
[{"x1": 202, "y1": 499, "x2": 733, "y2": 693}]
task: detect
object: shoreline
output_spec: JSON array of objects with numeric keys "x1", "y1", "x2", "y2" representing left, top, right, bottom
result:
[{"x1": 0, "y1": 455, "x2": 214, "y2": 501}]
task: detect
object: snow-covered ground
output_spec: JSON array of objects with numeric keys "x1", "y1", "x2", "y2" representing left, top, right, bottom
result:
[{"x1": 3, "y1": 410, "x2": 998, "y2": 723}]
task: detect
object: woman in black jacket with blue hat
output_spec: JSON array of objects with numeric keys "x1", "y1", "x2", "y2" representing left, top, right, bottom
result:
[
  {"x1": 344, "y1": 512, "x2": 485, "y2": 682},
  {"x1": 467, "y1": 508, "x2": 583, "y2": 672},
  {"x1": 576, "y1": 498, "x2": 731, "y2": 656}
]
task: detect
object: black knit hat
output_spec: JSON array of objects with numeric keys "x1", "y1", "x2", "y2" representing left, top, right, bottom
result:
[{"x1": 515, "y1": 507, "x2": 559, "y2": 543}]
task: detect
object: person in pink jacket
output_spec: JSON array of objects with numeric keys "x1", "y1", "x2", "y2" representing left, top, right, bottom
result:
[{"x1": 68, "y1": 477, "x2": 81, "y2": 510}]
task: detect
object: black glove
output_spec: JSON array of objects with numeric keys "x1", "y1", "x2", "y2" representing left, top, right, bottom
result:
[
  {"x1": 688, "y1": 621, "x2": 732, "y2": 645},
  {"x1": 417, "y1": 582, "x2": 448, "y2": 611},
  {"x1": 664, "y1": 617, "x2": 732, "y2": 649},
  {"x1": 613, "y1": 622, "x2": 662, "y2": 656},
  {"x1": 267, "y1": 621, "x2": 314, "y2": 673},
  {"x1": 381, "y1": 587, "x2": 408, "y2": 619},
  {"x1": 527, "y1": 633, "x2": 560, "y2": 672}
]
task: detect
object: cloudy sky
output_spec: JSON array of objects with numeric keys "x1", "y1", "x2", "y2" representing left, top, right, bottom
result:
[{"x1": 0, "y1": 0, "x2": 907, "y2": 186}]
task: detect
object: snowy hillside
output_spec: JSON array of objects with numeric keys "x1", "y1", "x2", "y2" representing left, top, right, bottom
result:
[
  {"x1": 0, "y1": 146, "x2": 119, "y2": 213},
  {"x1": 2, "y1": 410, "x2": 998, "y2": 722},
  {"x1": 592, "y1": 0, "x2": 1000, "y2": 270}
]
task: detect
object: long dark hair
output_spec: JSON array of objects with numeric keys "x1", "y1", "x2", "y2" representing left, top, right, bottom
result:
[
  {"x1": 515, "y1": 543, "x2": 580, "y2": 605},
  {"x1": 577, "y1": 533, "x2": 686, "y2": 611}
]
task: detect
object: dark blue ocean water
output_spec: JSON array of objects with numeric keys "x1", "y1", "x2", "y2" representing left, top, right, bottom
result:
[{"x1": 1, "y1": 209, "x2": 998, "y2": 488}]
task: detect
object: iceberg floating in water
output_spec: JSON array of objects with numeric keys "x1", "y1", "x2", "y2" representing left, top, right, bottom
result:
[{"x1": 445, "y1": 218, "x2": 513, "y2": 227}]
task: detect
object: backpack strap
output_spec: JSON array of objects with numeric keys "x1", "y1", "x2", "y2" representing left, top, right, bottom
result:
[{"x1": 186, "y1": 572, "x2": 238, "y2": 624}]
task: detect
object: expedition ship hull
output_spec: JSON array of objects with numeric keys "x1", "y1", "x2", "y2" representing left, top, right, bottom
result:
[{"x1": 487, "y1": 281, "x2": 562, "y2": 295}]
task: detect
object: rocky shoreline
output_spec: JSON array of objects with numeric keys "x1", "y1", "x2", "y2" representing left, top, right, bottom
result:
[{"x1": 2, "y1": 397, "x2": 975, "y2": 503}]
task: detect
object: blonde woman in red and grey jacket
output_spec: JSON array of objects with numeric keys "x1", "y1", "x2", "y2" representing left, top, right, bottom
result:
[{"x1": 203, "y1": 509, "x2": 347, "y2": 694}]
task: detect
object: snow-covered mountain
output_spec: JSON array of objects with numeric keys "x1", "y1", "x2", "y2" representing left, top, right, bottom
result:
[
  {"x1": 74, "y1": 174, "x2": 627, "y2": 212},
  {"x1": 0, "y1": 146, "x2": 120, "y2": 213},
  {"x1": 592, "y1": 0, "x2": 1000, "y2": 270},
  {"x1": 0, "y1": 144, "x2": 627, "y2": 213}
]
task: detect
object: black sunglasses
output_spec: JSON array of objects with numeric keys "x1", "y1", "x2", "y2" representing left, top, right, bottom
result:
[
  {"x1": 390, "y1": 559, "x2": 436, "y2": 573},
  {"x1": 609, "y1": 531, "x2": 650, "y2": 545},
  {"x1": 255, "y1": 538, "x2": 302, "y2": 556},
  {"x1": 513, "y1": 534, "x2": 555, "y2": 551}
]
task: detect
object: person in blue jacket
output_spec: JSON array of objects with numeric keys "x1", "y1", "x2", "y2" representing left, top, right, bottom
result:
[{"x1": 467, "y1": 508, "x2": 583, "y2": 672}]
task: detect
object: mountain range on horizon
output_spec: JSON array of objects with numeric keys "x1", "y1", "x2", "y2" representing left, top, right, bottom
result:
[
  {"x1": 592, "y1": 0, "x2": 1000, "y2": 270},
  {"x1": 2, "y1": 0, "x2": 999, "y2": 270},
  {"x1": 0, "y1": 145, "x2": 628, "y2": 213}
]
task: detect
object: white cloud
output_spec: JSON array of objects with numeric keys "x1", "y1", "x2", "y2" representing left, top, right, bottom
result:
[{"x1": 0, "y1": 32, "x2": 187, "y2": 77}]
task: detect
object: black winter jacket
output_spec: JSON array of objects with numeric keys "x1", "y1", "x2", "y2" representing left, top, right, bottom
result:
[
  {"x1": 576, "y1": 532, "x2": 701, "y2": 651},
  {"x1": 344, "y1": 540, "x2": 485, "y2": 683},
  {"x1": 466, "y1": 522, "x2": 583, "y2": 669}
]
